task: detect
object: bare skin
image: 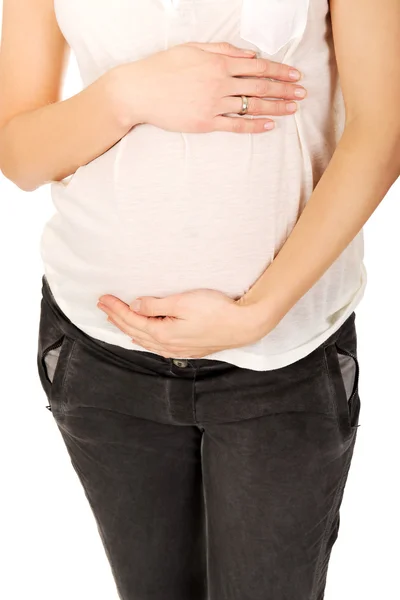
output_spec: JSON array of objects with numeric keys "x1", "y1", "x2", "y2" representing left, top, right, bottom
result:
[{"x1": 0, "y1": 0, "x2": 307, "y2": 191}]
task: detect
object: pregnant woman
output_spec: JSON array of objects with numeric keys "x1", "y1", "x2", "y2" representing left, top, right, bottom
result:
[{"x1": 1, "y1": 0, "x2": 399, "y2": 598}]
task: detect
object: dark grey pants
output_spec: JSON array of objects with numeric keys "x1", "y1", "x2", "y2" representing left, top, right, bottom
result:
[{"x1": 37, "y1": 274, "x2": 361, "y2": 600}]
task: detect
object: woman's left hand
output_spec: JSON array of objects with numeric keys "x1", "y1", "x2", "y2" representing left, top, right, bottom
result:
[{"x1": 97, "y1": 288, "x2": 271, "y2": 359}]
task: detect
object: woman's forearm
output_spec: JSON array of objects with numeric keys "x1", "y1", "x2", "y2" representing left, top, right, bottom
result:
[
  {"x1": 0, "y1": 65, "x2": 137, "y2": 192},
  {"x1": 242, "y1": 120, "x2": 400, "y2": 328},
  {"x1": 241, "y1": 0, "x2": 400, "y2": 333}
]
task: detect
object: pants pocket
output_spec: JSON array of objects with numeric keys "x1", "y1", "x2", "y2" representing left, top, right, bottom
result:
[
  {"x1": 323, "y1": 339, "x2": 361, "y2": 435},
  {"x1": 37, "y1": 298, "x2": 75, "y2": 416},
  {"x1": 43, "y1": 346, "x2": 63, "y2": 384}
]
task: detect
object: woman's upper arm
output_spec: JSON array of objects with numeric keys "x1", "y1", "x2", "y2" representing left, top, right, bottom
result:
[
  {"x1": 330, "y1": 0, "x2": 400, "y2": 128},
  {"x1": 0, "y1": 0, "x2": 69, "y2": 130}
]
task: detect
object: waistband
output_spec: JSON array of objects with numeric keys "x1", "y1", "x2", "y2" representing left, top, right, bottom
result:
[{"x1": 40, "y1": 274, "x2": 355, "y2": 372}]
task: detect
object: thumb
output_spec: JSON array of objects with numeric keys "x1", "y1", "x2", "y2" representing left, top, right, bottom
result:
[
  {"x1": 185, "y1": 41, "x2": 257, "y2": 58},
  {"x1": 129, "y1": 295, "x2": 182, "y2": 317}
]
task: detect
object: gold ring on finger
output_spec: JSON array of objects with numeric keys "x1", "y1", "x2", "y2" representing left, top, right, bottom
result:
[{"x1": 238, "y1": 95, "x2": 249, "y2": 115}]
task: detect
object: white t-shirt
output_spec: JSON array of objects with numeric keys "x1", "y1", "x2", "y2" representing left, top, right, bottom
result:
[{"x1": 40, "y1": 0, "x2": 367, "y2": 371}]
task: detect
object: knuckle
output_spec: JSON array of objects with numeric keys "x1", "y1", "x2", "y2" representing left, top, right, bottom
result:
[
  {"x1": 255, "y1": 57, "x2": 268, "y2": 75},
  {"x1": 212, "y1": 53, "x2": 227, "y2": 73},
  {"x1": 281, "y1": 64, "x2": 291, "y2": 79},
  {"x1": 247, "y1": 97, "x2": 258, "y2": 114},
  {"x1": 271, "y1": 61, "x2": 285, "y2": 79},
  {"x1": 212, "y1": 64, "x2": 228, "y2": 86},
  {"x1": 275, "y1": 100, "x2": 287, "y2": 115},
  {"x1": 248, "y1": 120, "x2": 259, "y2": 133},
  {"x1": 218, "y1": 41, "x2": 232, "y2": 54},
  {"x1": 282, "y1": 83, "x2": 292, "y2": 98},
  {"x1": 255, "y1": 79, "x2": 269, "y2": 97}
]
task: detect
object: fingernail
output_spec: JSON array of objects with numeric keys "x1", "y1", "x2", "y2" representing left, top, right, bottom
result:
[
  {"x1": 286, "y1": 102, "x2": 298, "y2": 113},
  {"x1": 264, "y1": 121, "x2": 275, "y2": 130},
  {"x1": 294, "y1": 88, "x2": 307, "y2": 98},
  {"x1": 289, "y1": 69, "x2": 302, "y2": 80},
  {"x1": 243, "y1": 49, "x2": 256, "y2": 55},
  {"x1": 130, "y1": 299, "x2": 141, "y2": 311}
]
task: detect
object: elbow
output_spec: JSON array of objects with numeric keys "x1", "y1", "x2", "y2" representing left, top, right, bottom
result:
[
  {"x1": 0, "y1": 147, "x2": 40, "y2": 193},
  {"x1": 0, "y1": 125, "x2": 41, "y2": 192},
  {"x1": 16, "y1": 180, "x2": 40, "y2": 193},
  {"x1": 0, "y1": 161, "x2": 40, "y2": 192}
]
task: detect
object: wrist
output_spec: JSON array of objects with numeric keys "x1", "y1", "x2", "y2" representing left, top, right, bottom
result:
[
  {"x1": 101, "y1": 63, "x2": 146, "y2": 131},
  {"x1": 236, "y1": 294, "x2": 283, "y2": 340}
]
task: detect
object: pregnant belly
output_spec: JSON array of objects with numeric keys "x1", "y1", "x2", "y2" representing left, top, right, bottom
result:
[{"x1": 43, "y1": 124, "x2": 304, "y2": 303}]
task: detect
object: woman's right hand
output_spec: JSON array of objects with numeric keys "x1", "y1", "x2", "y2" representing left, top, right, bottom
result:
[{"x1": 113, "y1": 41, "x2": 307, "y2": 134}]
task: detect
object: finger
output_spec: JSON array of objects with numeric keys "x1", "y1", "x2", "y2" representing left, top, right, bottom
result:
[
  {"x1": 185, "y1": 40, "x2": 257, "y2": 58},
  {"x1": 106, "y1": 314, "x2": 151, "y2": 345},
  {"x1": 129, "y1": 336, "x2": 179, "y2": 357},
  {"x1": 129, "y1": 335, "x2": 157, "y2": 349},
  {"x1": 230, "y1": 77, "x2": 307, "y2": 100},
  {"x1": 213, "y1": 115, "x2": 275, "y2": 134},
  {"x1": 219, "y1": 96, "x2": 298, "y2": 117},
  {"x1": 130, "y1": 338, "x2": 171, "y2": 358},
  {"x1": 226, "y1": 56, "x2": 302, "y2": 81},
  {"x1": 130, "y1": 340, "x2": 217, "y2": 360},
  {"x1": 106, "y1": 313, "x2": 134, "y2": 336},
  {"x1": 98, "y1": 297, "x2": 154, "y2": 336},
  {"x1": 131, "y1": 342, "x2": 184, "y2": 359},
  {"x1": 129, "y1": 295, "x2": 182, "y2": 318},
  {"x1": 105, "y1": 311, "x2": 155, "y2": 343}
]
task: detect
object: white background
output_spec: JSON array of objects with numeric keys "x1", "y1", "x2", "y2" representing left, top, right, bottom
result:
[{"x1": 1, "y1": 14, "x2": 399, "y2": 600}]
